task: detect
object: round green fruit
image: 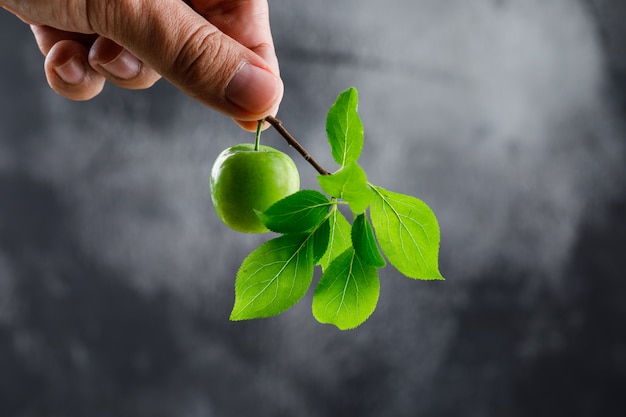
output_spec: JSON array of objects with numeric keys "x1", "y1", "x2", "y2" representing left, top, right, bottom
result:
[{"x1": 210, "y1": 143, "x2": 300, "y2": 233}]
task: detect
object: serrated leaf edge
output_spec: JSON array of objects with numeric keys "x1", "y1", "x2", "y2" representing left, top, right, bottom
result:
[
  {"x1": 370, "y1": 185, "x2": 444, "y2": 280},
  {"x1": 312, "y1": 247, "x2": 380, "y2": 330},
  {"x1": 230, "y1": 233, "x2": 315, "y2": 320}
]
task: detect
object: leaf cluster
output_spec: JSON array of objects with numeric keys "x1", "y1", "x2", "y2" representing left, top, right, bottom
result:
[{"x1": 230, "y1": 88, "x2": 443, "y2": 330}]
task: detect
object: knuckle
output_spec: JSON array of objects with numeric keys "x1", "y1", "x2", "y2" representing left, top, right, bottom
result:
[
  {"x1": 170, "y1": 25, "x2": 235, "y2": 91},
  {"x1": 84, "y1": 0, "x2": 137, "y2": 36}
]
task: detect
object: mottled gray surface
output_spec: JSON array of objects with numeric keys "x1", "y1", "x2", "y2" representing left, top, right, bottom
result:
[{"x1": 1, "y1": 0, "x2": 626, "y2": 416}]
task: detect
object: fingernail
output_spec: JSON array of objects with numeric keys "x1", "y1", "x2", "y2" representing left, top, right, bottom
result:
[
  {"x1": 54, "y1": 55, "x2": 86, "y2": 85},
  {"x1": 100, "y1": 49, "x2": 141, "y2": 80},
  {"x1": 225, "y1": 63, "x2": 282, "y2": 114}
]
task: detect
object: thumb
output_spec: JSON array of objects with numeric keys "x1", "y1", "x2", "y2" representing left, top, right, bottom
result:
[{"x1": 89, "y1": 0, "x2": 283, "y2": 124}]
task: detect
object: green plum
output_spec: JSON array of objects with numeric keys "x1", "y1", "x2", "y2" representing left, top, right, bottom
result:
[{"x1": 210, "y1": 143, "x2": 300, "y2": 233}]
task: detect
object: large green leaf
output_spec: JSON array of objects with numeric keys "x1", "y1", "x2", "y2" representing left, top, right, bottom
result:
[
  {"x1": 258, "y1": 190, "x2": 331, "y2": 234},
  {"x1": 312, "y1": 248, "x2": 380, "y2": 330},
  {"x1": 230, "y1": 233, "x2": 315, "y2": 320},
  {"x1": 326, "y1": 87, "x2": 364, "y2": 167},
  {"x1": 370, "y1": 186, "x2": 443, "y2": 280}
]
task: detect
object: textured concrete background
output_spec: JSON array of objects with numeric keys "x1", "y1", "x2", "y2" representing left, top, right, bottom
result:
[{"x1": 1, "y1": 0, "x2": 626, "y2": 416}]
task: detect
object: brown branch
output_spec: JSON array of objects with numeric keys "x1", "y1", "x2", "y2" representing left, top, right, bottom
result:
[{"x1": 264, "y1": 116, "x2": 331, "y2": 176}]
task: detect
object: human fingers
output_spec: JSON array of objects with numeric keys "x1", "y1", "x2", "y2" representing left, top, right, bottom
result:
[
  {"x1": 188, "y1": 0, "x2": 281, "y2": 130},
  {"x1": 88, "y1": 36, "x2": 161, "y2": 90},
  {"x1": 5, "y1": 0, "x2": 283, "y2": 130},
  {"x1": 43, "y1": 39, "x2": 106, "y2": 101},
  {"x1": 31, "y1": 25, "x2": 161, "y2": 93},
  {"x1": 85, "y1": 0, "x2": 283, "y2": 130},
  {"x1": 188, "y1": 0, "x2": 280, "y2": 75}
]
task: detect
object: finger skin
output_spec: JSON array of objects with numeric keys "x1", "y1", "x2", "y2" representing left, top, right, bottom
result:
[
  {"x1": 88, "y1": 36, "x2": 161, "y2": 90},
  {"x1": 44, "y1": 39, "x2": 106, "y2": 100},
  {"x1": 189, "y1": 0, "x2": 280, "y2": 74}
]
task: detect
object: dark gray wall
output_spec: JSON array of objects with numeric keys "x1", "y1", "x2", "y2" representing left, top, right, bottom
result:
[{"x1": 1, "y1": 1, "x2": 625, "y2": 416}]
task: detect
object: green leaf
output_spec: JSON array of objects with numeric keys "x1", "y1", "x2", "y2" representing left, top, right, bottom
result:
[
  {"x1": 326, "y1": 87, "x2": 364, "y2": 167},
  {"x1": 370, "y1": 186, "x2": 443, "y2": 280},
  {"x1": 230, "y1": 233, "x2": 315, "y2": 321},
  {"x1": 258, "y1": 189, "x2": 331, "y2": 234},
  {"x1": 352, "y1": 213, "x2": 386, "y2": 268},
  {"x1": 318, "y1": 162, "x2": 373, "y2": 214},
  {"x1": 318, "y1": 206, "x2": 352, "y2": 271},
  {"x1": 312, "y1": 248, "x2": 380, "y2": 330}
]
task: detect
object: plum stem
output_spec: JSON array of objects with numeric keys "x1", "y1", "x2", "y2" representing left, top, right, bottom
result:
[
  {"x1": 254, "y1": 120, "x2": 262, "y2": 151},
  {"x1": 264, "y1": 116, "x2": 331, "y2": 176}
]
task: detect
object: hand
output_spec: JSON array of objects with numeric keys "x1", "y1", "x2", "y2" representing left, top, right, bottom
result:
[{"x1": 1, "y1": 0, "x2": 283, "y2": 130}]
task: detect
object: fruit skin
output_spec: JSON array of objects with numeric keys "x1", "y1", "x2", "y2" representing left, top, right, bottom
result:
[{"x1": 210, "y1": 143, "x2": 300, "y2": 233}]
